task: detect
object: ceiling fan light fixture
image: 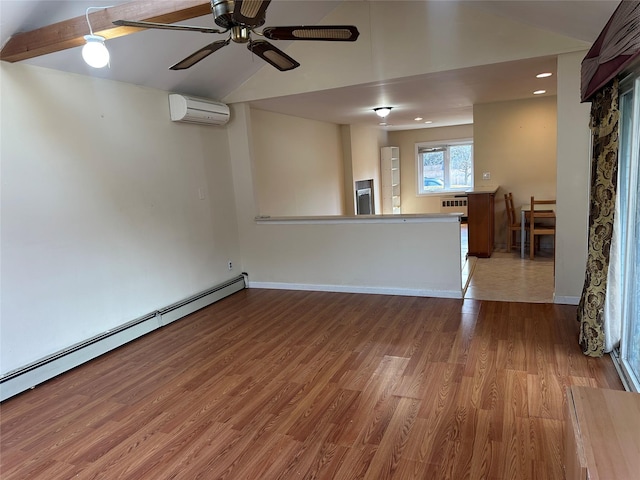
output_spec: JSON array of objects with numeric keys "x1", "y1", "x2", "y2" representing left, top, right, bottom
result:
[
  {"x1": 82, "y1": 34, "x2": 110, "y2": 68},
  {"x1": 374, "y1": 107, "x2": 392, "y2": 118},
  {"x1": 111, "y1": 2, "x2": 358, "y2": 72}
]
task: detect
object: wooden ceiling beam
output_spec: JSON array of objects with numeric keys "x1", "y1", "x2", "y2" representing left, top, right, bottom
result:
[{"x1": 0, "y1": 1, "x2": 212, "y2": 63}]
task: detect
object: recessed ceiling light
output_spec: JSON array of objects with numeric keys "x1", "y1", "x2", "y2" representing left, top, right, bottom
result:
[
  {"x1": 424, "y1": 120, "x2": 433, "y2": 124},
  {"x1": 536, "y1": 72, "x2": 553, "y2": 78},
  {"x1": 414, "y1": 117, "x2": 423, "y2": 121},
  {"x1": 533, "y1": 90, "x2": 546, "y2": 95}
]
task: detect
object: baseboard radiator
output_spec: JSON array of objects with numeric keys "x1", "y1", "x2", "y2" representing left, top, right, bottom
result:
[
  {"x1": 440, "y1": 195, "x2": 468, "y2": 217},
  {"x1": 0, "y1": 274, "x2": 247, "y2": 402}
]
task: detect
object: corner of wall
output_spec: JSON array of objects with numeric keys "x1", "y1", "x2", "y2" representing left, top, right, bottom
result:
[
  {"x1": 341, "y1": 125, "x2": 356, "y2": 216},
  {"x1": 555, "y1": 51, "x2": 591, "y2": 299}
]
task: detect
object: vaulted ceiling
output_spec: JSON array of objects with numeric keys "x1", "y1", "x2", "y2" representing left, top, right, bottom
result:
[{"x1": 0, "y1": 1, "x2": 619, "y2": 129}]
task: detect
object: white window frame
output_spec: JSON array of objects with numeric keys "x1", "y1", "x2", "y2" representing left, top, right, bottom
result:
[
  {"x1": 617, "y1": 67, "x2": 640, "y2": 392},
  {"x1": 415, "y1": 139, "x2": 474, "y2": 195}
]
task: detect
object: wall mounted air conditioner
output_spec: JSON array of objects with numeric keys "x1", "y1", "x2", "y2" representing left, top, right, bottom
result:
[{"x1": 168, "y1": 94, "x2": 230, "y2": 126}]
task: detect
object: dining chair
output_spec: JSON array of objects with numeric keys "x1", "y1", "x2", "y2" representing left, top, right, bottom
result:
[
  {"x1": 504, "y1": 192, "x2": 525, "y2": 253},
  {"x1": 529, "y1": 196, "x2": 556, "y2": 260}
]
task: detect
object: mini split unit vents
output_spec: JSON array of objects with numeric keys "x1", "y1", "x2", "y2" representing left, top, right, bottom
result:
[{"x1": 168, "y1": 94, "x2": 230, "y2": 126}]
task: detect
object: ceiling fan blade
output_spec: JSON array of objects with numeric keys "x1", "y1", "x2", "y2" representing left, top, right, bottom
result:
[
  {"x1": 263, "y1": 25, "x2": 360, "y2": 42},
  {"x1": 233, "y1": 0, "x2": 271, "y2": 27},
  {"x1": 248, "y1": 40, "x2": 300, "y2": 71},
  {"x1": 170, "y1": 39, "x2": 230, "y2": 70},
  {"x1": 113, "y1": 19, "x2": 223, "y2": 34}
]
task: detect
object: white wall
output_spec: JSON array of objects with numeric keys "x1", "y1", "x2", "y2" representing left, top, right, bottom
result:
[
  {"x1": 250, "y1": 217, "x2": 463, "y2": 297},
  {"x1": 0, "y1": 63, "x2": 240, "y2": 374},
  {"x1": 251, "y1": 108, "x2": 345, "y2": 216},
  {"x1": 555, "y1": 51, "x2": 592, "y2": 304}
]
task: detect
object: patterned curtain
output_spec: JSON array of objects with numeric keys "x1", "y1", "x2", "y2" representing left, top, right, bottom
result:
[{"x1": 577, "y1": 78, "x2": 620, "y2": 357}]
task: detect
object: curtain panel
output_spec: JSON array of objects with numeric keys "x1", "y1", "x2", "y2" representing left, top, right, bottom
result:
[
  {"x1": 577, "y1": 79, "x2": 620, "y2": 357},
  {"x1": 581, "y1": 1, "x2": 640, "y2": 102}
]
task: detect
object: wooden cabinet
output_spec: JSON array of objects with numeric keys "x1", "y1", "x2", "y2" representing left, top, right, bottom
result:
[
  {"x1": 467, "y1": 188, "x2": 496, "y2": 257},
  {"x1": 565, "y1": 386, "x2": 640, "y2": 480},
  {"x1": 380, "y1": 147, "x2": 401, "y2": 214}
]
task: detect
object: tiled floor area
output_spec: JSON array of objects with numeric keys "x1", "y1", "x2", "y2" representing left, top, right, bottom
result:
[{"x1": 461, "y1": 224, "x2": 555, "y2": 303}]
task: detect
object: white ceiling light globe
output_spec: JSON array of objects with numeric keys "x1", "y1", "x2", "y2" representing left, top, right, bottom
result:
[
  {"x1": 374, "y1": 107, "x2": 392, "y2": 118},
  {"x1": 82, "y1": 35, "x2": 109, "y2": 68}
]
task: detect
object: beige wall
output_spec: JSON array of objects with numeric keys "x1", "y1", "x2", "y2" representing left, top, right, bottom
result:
[
  {"x1": 340, "y1": 125, "x2": 356, "y2": 215},
  {"x1": 473, "y1": 96, "x2": 558, "y2": 248},
  {"x1": 388, "y1": 125, "x2": 474, "y2": 214},
  {"x1": 251, "y1": 109, "x2": 345, "y2": 216},
  {"x1": 341, "y1": 125, "x2": 388, "y2": 214},
  {"x1": 555, "y1": 51, "x2": 591, "y2": 303},
  {"x1": 251, "y1": 110, "x2": 388, "y2": 217}
]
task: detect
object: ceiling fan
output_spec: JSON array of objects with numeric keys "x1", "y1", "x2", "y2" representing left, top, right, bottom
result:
[{"x1": 113, "y1": 0, "x2": 360, "y2": 72}]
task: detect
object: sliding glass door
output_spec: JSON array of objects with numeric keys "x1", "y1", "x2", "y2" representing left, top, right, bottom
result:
[{"x1": 618, "y1": 68, "x2": 640, "y2": 392}]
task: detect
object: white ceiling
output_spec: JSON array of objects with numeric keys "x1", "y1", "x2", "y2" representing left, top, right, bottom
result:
[
  {"x1": 0, "y1": 1, "x2": 619, "y2": 130},
  {"x1": 249, "y1": 55, "x2": 560, "y2": 130}
]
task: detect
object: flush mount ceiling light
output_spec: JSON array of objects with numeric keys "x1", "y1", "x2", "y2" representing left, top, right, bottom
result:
[
  {"x1": 533, "y1": 89, "x2": 546, "y2": 95},
  {"x1": 536, "y1": 72, "x2": 553, "y2": 78},
  {"x1": 82, "y1": 7, "x2": 112, "y2": 68},
  {"x1": 414, "y1": 117, "x2": 423, "y2": 121},
  {"x1": 374, "y1": 107, "x2": 392, "y2": 118}
]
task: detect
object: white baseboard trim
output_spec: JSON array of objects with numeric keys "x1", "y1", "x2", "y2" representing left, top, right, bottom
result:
[
  {"x1": 0, "y1": 314, "x2": 161, "y2": 402},
  {"x1": 248, "y1": 281, "x2": 463, "y2": 299},
  {"x1": 554, "y1": 295, "x2": 580, "y2": 305},
  {"x1": 0, "y1": 275, "x2": 246, "y2": 402}
]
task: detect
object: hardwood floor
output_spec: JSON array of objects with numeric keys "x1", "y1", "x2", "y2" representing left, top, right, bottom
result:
[{"x1": 0, "y1": 289, "x2": 623, "y2": 479}]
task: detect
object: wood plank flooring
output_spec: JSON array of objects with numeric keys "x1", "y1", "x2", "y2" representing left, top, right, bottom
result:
[{"x1": 0, "y1": 289, "x2": 623, "y2": 479}]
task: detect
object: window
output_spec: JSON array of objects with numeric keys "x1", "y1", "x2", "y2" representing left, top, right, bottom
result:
[
  {"x1": 616, "y1": 67, "x2": 640, "y2": 392},
  {"x1": 416, "y1": 140, "x2": 473, "y2": 194}
]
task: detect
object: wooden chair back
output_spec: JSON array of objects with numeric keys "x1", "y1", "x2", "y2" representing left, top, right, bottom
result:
[
  {"x1": 529, "y1": 196, "x2": 556, "y2": 260},
  {"x1": 504, "y1": 193, "x2": 517, "y2": 226},
  {"x1": 504, "y1": 192, "x2": 523, "y2": 253}
]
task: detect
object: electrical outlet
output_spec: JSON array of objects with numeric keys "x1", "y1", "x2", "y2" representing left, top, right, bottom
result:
[
  {"x1": 228, "y1": 261, "x2": 233, "y2": 270},
  {"x1": 482, "y1": 172, "x2": 491, "y2": 180}
]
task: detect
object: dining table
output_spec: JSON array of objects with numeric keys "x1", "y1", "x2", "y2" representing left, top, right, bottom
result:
[{"x1": 520, "y1": 202, "x2": 556, "y2": 258}]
